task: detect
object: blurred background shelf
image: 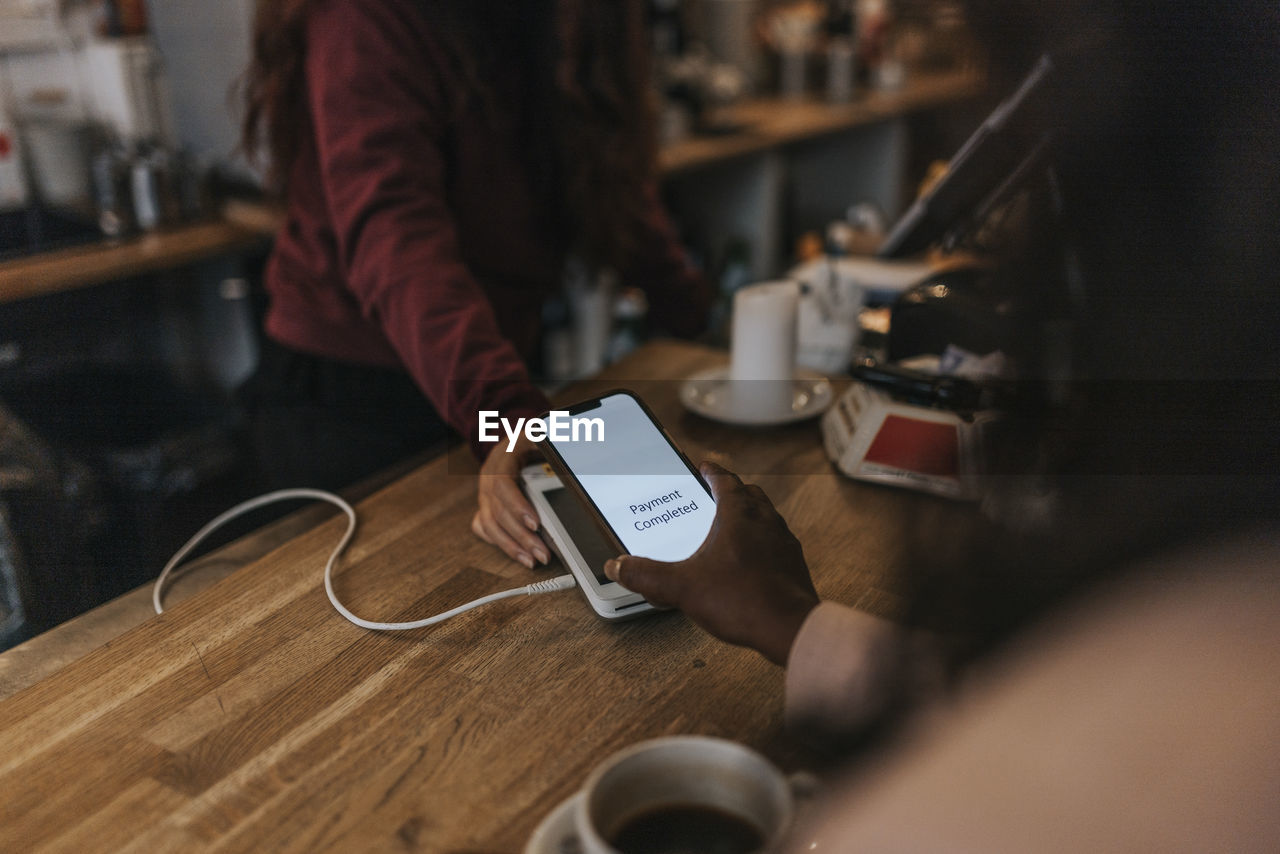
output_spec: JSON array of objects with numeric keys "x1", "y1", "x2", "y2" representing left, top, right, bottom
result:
[
  {"x1": 0, "y1": 213, "x2": 268, "y2": 304},
  {"x1": 660, "y1": 68, "x2": 980, "y2": 174},
  {"x1": 0, "y1": 69, "x2": 979, "y2": 306}
]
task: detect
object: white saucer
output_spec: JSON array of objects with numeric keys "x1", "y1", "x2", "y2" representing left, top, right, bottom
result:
[
  {"x1": 524, "y1": 792, "x2": 582, "y2": 854},
  {"x1": 680, "y1": 366, "x2": 833, "y2": 426}
]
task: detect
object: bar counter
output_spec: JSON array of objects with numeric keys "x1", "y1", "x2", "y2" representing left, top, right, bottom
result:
[{"x1": 0, "y1": 340, "x2": 949, "y2": 851}]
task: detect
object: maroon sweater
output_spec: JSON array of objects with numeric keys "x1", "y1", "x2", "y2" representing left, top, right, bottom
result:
[{"x1": 265, "y1": 0, "x2": 708, "y2": 456}]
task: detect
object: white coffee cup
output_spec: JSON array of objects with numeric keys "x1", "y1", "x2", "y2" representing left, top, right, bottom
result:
[
  {"x1": 729, "y1": 280, "x2": 800, "y2": 420},
  {"x1": 574, "y1": 735, "x2": 793, "y2": 854}
]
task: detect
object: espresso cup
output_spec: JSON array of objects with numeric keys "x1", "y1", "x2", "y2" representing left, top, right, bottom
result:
[{"x1": 575, "y1": 735, "x2": 794, "y2": 854}]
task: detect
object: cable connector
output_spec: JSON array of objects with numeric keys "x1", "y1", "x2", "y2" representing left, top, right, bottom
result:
[{"x1": 525, "y1": 574, "x2": 577, "y2": 595}]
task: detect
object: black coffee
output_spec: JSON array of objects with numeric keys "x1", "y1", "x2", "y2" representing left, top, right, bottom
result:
[{"x1": 608, "y1": 804, "x2": 765, "y2": 854}]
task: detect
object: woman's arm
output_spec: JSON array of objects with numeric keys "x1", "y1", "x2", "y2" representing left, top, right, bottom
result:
[{"x1": 303, "y1": 0, "x2": 548, "y2": 566}]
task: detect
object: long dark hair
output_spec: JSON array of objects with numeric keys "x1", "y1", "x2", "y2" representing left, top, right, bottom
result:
[
  {"x1": 240, "y1": 0, "x2": 659, "y2": 271},
  {"x1": 240, "y1": 0, "x2": 310, "y2": 190}
]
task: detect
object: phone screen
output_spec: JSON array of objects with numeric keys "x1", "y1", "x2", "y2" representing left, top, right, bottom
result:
[
  {"x1": 546, "y1": 392, "x2": 715, "y2": 563},
  {"x1": 544, "y1": 485, "x2": 620, "y2": 584}
]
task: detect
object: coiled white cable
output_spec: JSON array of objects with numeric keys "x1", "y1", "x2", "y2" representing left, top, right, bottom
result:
[{"x1": 152, "y1": 488, "x2": 575, "y2": 629}]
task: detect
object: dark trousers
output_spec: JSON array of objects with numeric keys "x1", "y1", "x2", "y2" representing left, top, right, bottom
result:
[{"x1": 238, "y1": 339, "x2": 453, "y2": 492}]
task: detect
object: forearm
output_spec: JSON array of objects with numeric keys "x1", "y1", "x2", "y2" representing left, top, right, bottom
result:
[
  {"x1": 785, "y1": 602, "x2": 914, "y2": 736},
  {"x1": 306, "y1": 0, "x2": 549, "y2": 456}
]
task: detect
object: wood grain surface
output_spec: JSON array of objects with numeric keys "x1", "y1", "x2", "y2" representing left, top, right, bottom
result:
[
  {"x1": 0, "y1": 219, "x2": 267, "y2": 304},
  {"x1": 0, "y1": 341, "x2": 946, "y2": 852}
]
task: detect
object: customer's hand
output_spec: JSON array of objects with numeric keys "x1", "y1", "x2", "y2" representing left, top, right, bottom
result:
[
  {"x1": 605, "y1": 462, "x2": 820, "y2": 665},
  {"x1": 472, "y1": 435, "x2": 550, "y2": 569}
]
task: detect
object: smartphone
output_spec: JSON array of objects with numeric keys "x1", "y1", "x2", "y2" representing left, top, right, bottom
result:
[
  {"x1": 537, "y1": 390, "x2": 716, "y2": 564},
  {"x1": 521, "y1": 463, "x2": 655, "y2": 620}
]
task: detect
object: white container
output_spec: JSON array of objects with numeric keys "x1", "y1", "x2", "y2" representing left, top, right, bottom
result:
[
  {"x1": 566, "y1": 264, "x2": 618, "y2": 379},
  {"x1": 23, "y1": 118, "x2": 93, "y2": 210},
  {"x1": 82, "y1": 38, "x2": 173, "y2": 144},
  {"x1": 729, "y1": 279, "x2": 799, "y2": 419}
]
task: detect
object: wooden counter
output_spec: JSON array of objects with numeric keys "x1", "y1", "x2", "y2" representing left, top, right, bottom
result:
[{"x1": 0, "y1": 340, "x2": 947, "y2": 852}]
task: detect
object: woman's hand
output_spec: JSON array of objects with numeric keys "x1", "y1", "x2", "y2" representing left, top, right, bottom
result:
[
  {"x1": 471, "y1": 434, "x2": 550, "y2": 569},
  {"x1": 604, "y1": 462, "x2": 820, "y2": 665}
]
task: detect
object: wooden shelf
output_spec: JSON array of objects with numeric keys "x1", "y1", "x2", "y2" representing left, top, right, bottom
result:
[
  {"x1": 659, "y1": 69, "x2": 982, "y2": 175},
  {"x1": 0, "y1": 70, "x2": 979, "y2": 306},
  {"x1": 0, "y1": 217, "x2": 268, "y2": 305}
]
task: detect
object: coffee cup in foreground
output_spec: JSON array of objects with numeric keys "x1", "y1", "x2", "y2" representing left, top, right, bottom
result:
[{"x1": 575, "y1": 735, "x2": 793, "y2": 854}]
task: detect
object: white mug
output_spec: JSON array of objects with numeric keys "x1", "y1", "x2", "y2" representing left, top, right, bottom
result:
[
  {"x1": 729, "y1": 280, "x2": 800, "y2": 420},
  {"x1": 574, "y1": 735, "x2": 794, "y2": 854}
]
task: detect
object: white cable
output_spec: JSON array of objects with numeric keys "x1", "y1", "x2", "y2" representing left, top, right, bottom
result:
[{"x1": 153, "y1": 488, "x2": 576, "y2": 629}]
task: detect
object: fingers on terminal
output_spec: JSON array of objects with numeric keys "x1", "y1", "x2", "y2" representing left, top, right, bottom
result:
[
  {"x1": 496, "y1": 477, "x2": 537, "y2": 516},
  {"x1": 474, "y1": 511, "x2": 534, "y2": 568},
  {"x1": 497, "y1": 505, "x2": 543, "y2": 554},
  {"x1": 607, "y1": 556, "x2": 666, "y2": 600}
]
